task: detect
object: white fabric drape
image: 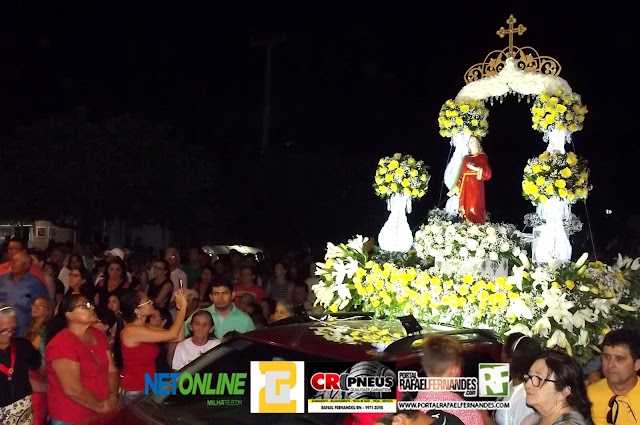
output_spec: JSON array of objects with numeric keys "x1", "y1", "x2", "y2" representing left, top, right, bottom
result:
[{"x1": 378, "y1": 194, "x2": 413, "y2": 252}]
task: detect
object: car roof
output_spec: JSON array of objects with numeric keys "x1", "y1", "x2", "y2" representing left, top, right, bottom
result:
[{"x1": 240, "y1": 317, "x2": 502, "y2": 367}]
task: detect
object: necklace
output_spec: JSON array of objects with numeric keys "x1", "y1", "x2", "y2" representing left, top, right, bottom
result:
[{"x1": 0, "y1": 343, "x2": 16, "y2": 380}]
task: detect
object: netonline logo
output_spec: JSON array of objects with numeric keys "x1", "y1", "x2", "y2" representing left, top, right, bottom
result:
[
  {"x1": 144, "y1": 372, "x2": 247, "y2": 395},
  {"x1": 310, "y1": 372, "x2": 394, "y2": 393}
]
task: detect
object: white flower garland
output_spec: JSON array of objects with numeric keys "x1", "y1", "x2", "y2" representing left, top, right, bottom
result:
[
  {"x1": 414, "y1": 215, "x2": 523, "y2": 271},
  {"x1": 456, "y1": 58, "x2": 573, "y2": 101}
]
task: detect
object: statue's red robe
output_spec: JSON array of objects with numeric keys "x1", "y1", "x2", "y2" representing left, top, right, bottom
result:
[{"x1": 455, "y1": 153, "x2": 491, "y2": 224}]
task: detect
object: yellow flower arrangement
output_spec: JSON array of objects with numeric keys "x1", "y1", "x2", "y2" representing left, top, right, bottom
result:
[
  {"x1": 522, "y1": 150, "x2": 590, "y2": 205},
  {"x1": 312, "y1": 235, "x2": 640, "y2": 366},
  {"x1": 531, "y1": 90, "x2": 588, "y2": 133},
  {"x1": 373, "y1": 153, "x2": 430, "y2": 199},
  {"x1": 438, "y1": 98, "x2": 489, "y2": 138}
]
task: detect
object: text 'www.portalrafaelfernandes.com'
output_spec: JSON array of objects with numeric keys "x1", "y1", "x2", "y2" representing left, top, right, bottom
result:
[{"x1": 397, "y1": 401, "x2": 511, "y2": 410}]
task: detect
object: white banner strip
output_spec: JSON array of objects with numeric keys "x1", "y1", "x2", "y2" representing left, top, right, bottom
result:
[{"x1": 307, "y1": 401, "x2": 397, "y2": 413}]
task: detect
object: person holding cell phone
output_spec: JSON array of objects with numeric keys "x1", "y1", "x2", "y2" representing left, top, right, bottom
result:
[{"x1": 114, "y1": 290, "x2": 187, "y2": 406}]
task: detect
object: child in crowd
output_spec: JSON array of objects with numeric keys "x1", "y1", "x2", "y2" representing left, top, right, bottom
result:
[
  {"x1": 172, "y1": 310, "x2": 220, "y2": 370},
  {"x1": 93, "y1": 308, "x2": 118, "y2": 346}
]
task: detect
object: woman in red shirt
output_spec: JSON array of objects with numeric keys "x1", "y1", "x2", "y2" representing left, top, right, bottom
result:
[
  {"x1": 114, "y1": 290, "x2": 187, "y2": 405},
  {"x1": 45, "y1": 295, "x2": 119, "y2": 424}
]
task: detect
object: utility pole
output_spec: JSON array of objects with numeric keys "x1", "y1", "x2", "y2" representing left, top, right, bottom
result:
[{"x1": 252, "y1": 33, "x2": 285, "y2": 156}]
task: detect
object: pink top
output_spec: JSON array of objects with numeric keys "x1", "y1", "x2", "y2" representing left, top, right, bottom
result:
[
  {"x1": 414, "y1": 390, "x2": 484, "y2": 425},
  {"x1": 120, "y1": 326, "x2": 159, "y2": 391}
]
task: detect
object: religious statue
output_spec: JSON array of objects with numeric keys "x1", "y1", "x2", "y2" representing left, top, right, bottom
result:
[{"x1": 447, "y1": 136, "x2": 491, "y2": 224}]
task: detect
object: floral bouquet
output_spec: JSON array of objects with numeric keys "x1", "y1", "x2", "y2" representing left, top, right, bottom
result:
[
  {"x1": 438, "y1": 98, "x2": 489, "y2": 138},
  {"x1": 312, "y1": 233, "x2": 640, "y2": 366},
  {"x1": 522, "y1": 150, "x2": 590, "y2": 205},
  {"x1": 531, "y1": 90, "x2": 588, "y2": 133},
  {"x1": 506, "y1": 253, "x2": 639, "y2": 365},
  {"x1": 414, "y1": 214, "x2": 523, "y2": 265},
  {"x1": 312, "y1": 235, "x2": 371, "y2": 313},
  {"x1": 373, "y1": 153, "x2": 430, "y2": 200}
]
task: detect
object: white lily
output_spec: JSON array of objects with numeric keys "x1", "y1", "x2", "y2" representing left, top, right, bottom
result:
[
  {"x1": 331, "y1": 257, "x2": 358, "y2": 285},
  {"x1": 544, "y1": 291, "x2": 574, "y2": 330},
  {"x1": 330, "y1": 259, "x2": 346, "y2": 285},
  {"x1": 572, "y1": 308, "x2": 597, "y2": 328},
  {"x1": 325, "y1": 242, "x2": 345, "y2": 259},
  {"x1": 518, "y1": 252, "x2": 531, "y2": 269},
  {"x1": 531, "y1": 267, "x2": 553, "y2": 290},
  {"x1": 631, "y1": 257, "x2": 640, "y2": 271},
  {"x1": 592, "y1": 298, "x2": 614, "y2": 316},
  {"x1": 575, "y1": 252, "x2": 589, "y2": 268},
  {"x1": 338, "y1": 297, "x2": 351, "y2": 310},
  {"x1": 617, "y1": 253, "x2": 632, "y2": 269},
  {"x1": 532, "y1": 317, "x2": 551, "y2": 337},
  {"x1": 547, "y1": 329, "x2": 570, "y2": 353},
  {"x1": 506, "y1": 298, "x2": 533, "y2": 320},
  {"x1": 577, "y1": 329, "x2": 590, "y2": 347},
  {"x1": 505, "y1": 324, "x2": 532, "y2": 336},
  {"x1": 334, "y1": 283, "x2": 352, "y2": 301},
  {"x1": 346, "y1": 235, "x2": 368, "y2": 253},
  {"x1": 315, "y1": 262, "x2": 330, "y2": 276},
  {"x1": 507, "y1": 265, "x2": 526, "y2": 291}
]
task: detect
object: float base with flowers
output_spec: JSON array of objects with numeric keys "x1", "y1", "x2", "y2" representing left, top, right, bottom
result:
[{"x1": 312, "y1": 15, "x2": 640, "y2": 367}]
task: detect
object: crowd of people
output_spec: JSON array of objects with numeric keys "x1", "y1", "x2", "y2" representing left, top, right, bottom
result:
[
  {"x1": 368, "y1": 330, "x2": 638, "y2": 425},
  {"x1": 0, "y1": 237, "x2": 319, "y2": 424},
  {"x1": 0, "y1": 236, "x2": 638, "y2": 425}
]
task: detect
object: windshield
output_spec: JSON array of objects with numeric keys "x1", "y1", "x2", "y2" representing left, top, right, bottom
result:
[{"x1": 139, "y1": 338, "x2": 340, "y2": 425}]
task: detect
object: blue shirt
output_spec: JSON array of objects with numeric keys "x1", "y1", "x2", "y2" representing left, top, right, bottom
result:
[
  {"x1": 184, "y1": 303, "x2": 255, "y2": 339},
  {"x1": 0, "y1": 272, "x2": 51, "y2": 336}
]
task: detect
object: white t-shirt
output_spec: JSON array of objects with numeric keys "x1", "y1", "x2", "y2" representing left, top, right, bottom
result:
[
  {"x1": 495, "y1": 382, "x2": 533, "y2": 425},
  {"x1": 172, "y1": 337, "x2": 221, "y2": 371}
]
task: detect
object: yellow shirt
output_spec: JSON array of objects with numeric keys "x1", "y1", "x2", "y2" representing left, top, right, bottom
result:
[{"x1": 587, "y1": 377, "x2": 640, "y2": 425}]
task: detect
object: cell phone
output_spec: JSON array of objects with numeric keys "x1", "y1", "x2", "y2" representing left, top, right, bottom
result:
[{"x1": 179, "y1": 278, "x2": 183, "y2": 289}]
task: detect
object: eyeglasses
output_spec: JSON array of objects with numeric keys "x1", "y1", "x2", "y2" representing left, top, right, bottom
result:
[
  {"x1": 68, "y1": 272, "x2": 82, "y2": 278},
  {"x1": 523, "y1": 373, "x2": 558, "y2": 388},
  {"x1": 607, "y1": 395, "x2": 637, "y2": 424},
  {"x1": 137, "y1": 299, "x2": 153, "y2": 308},
  {"x1": 69, "y1": 302, "x2": 94, "y2": 311},
  {"x1": 0, "y1": 327, "x2": 18, "y2": 336}
]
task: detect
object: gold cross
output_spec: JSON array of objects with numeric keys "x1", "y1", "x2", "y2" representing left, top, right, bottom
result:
[{"x1": 496, "y1": 14, "x2": 526, "y2": 58}]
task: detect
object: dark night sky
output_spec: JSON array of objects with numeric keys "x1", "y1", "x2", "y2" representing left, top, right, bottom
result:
[{"x1": 0, "y1": 2, "x2": 637, "y2": 251}]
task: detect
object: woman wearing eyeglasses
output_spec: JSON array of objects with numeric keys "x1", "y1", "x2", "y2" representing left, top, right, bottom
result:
[
  {"x1": 521, "y1": 349, "x2": 592, "y2": 425},
  {"x1": 0, "y1": 304, "x2": 42, "y2": 425},
  {"x1": 65, "y1": 266, "x2": 95, "y2": 300},
  {"x1": 25, "y1": 297, "x2": 54, "y2": 425},
  {"x1": 114, "y1": 290, "x2": 187, "y2": 405},
  {"x1": 45, "y1": 295, "x2": 119, "y2": 425}
]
